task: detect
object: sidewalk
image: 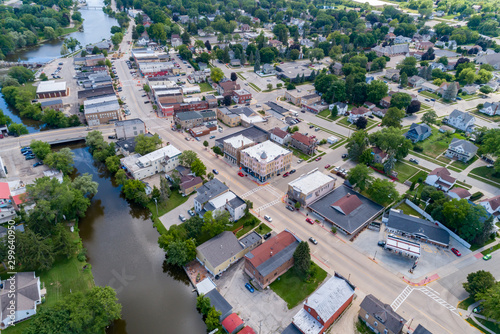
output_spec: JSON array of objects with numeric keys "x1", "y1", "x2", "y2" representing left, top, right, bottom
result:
[{"x1": 465, "y1": 301, "x2": 499, "y2": 334}]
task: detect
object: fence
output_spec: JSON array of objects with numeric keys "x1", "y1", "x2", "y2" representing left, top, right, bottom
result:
[{"x1": 404, "y1": 199, "x2": 471, "y2": 249}]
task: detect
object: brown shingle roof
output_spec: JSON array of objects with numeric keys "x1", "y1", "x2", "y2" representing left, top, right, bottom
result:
[
  {"x1": 372, "y1": 146, "x2": 388, "y2": 159},
  {"x1": 292, "y1": 132, "x2": 315, "y2": 146},
  {"x1": 271, "y1": 127, "x2": 289, "y2": 139},
  {"x1": 350, "y1": 107, "x2": 370, "y2": 115},
  {"x1": 449, "y1": 187, "x2": 471, "y2": 198},
  {"x1": 481, "y1": 195, "x2": 500, "y2": 211},
  {"x1": 332, "y1": 194, "x2": 363, "y2": 215},
  {"x1": 246, "y1": 231, "x2": 297, "y2": 269},
  {"x1": 219, "y1": 81, "x2": 240, "y2": 91},
  {"x1": 429, "y1": 167, "x2": 456, "y2": 183}
]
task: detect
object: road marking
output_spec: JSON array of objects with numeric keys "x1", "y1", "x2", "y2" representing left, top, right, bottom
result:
[
  {"x1": 255, "y1": 199, "x2": 281, "y2": 212},
  {"x1": 417, "y1": 287, "x2": 460, "y2": 316},
  {"x1": 390, "y1": 286, "x2": 414, "y2": 311}
]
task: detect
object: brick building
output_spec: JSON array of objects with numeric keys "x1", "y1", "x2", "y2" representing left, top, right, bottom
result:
[
  {"x1": 290, "y1": 132, "x2": 317, "y2": 155},
  {"x1": 36, "y1": 81, "x2": 69, "y2": 99}
]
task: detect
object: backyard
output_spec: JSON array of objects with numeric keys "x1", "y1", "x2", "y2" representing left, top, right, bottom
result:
[
  {"x1": 393, "y1": 161, "x2": 420, "y2": 183},
  {"x1": 148, "y1": 191, "x2": 190, "y2": 234},
  {"x1": 414, "y1": 129, "x2": 466, "y2": 158},
  {"x1": 199, "y1": 82, "x2": 214, "y2": 93}
]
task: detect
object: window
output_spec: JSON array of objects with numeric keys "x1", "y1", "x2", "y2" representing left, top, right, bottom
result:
[
  {"x1": 308, "y1": 308, "x2": 311, "y2": 312},
  {"x1": 373, "y1": 321, "x2": 378, "y2": 327},
  {"x1": 384, "y1": 330, "x2": 388, "y2": 334},
  {"x1": 365, "y1": 314, "x2": 369, "y2": 320}
]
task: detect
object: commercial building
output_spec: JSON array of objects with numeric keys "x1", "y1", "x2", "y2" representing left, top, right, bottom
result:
[
  {"x1": 215, "y1": 126, "x2": 269, "y2": 150},
  {"x1": 223, "y1": 135, "x2": 255, "y2": 165},
  {"x1": 217, "y1": 107, "x2": 255, "y2": 127},
  {"x1": 40, "y1": 99, "x2": 63, "y2": 111},
  {"x1": 77, "y1": 85, "x2": 115, "y2": 103},
  {"x1": 276, "y1": 64, "x2": 316, "y2": 82},
  {"x1": 217, "y1": 81, "x2": 241, "y2": 97},
  {"x1": 284, "y1": 88, "x2": 315, "y2": 105},
  {"x1": 36, "y1": 81, "x2": 69, "y2": 99},
  {"x1": 138, "y1": 62, "x2": 174, "y2": 76},
  {"x1": 385, "y1": 235, "x2": 421, "y2": 259},
  {"x1": 309, "y1": 186, "x2": 384, "y2": 236},
  {"x1": 189, "y1": 124, "x2": 217, "y2": 137},
  {"x1": 115, "y1": 118, "x2": 146, "y2": 140},
  {"x1": 359, "y1": 295, "x2": 407, "y2": 334},
  {"x1": 84, "y1": 95, "x2": 120, "y2": 126},
  {"x1": 244, "y1": 230, "x2": 300, "y2": 288},
  {"x1": 292, "y1": 274, "x2": 355, "y2": 334},
  {"x1": 196, "y1": 231, "x2": 261, "y2": 276},
  {"x1": 240, "y1": 140, "x2": 292, "y2": 182},
  {"x1": 174, "y1": 110, "x2": 216, "y2": 129},
  {"x1": 287, "y1": 169, "x2": 336, "y2": 207},
  {"x1": 194, "y1": 178, "x2": 229, "y2": 213},
  {"x1": 232, "y1": 89, "x2": 252, "y2": 104},
  {"x1": 120, "y1": 145, "x2": 181, "y2": 180}
]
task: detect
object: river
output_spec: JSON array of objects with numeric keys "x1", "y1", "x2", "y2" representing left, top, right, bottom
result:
[
  {"x1": 0, "y1": 0, "x2": 119, "y2": 133},
  {"x1": 72, "y1": 146, "x2": 206, "y2": 334}
]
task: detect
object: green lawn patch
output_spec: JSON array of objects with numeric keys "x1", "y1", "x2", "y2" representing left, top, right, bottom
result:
[
  {"x1": 394, "y1": 203, "x2": 423, "y2": 217},
  {"x1": 234, "y1": 214, "x2": 261, "y2": 238},
  {"x1": 471, "y1": 110, "x2": 500, "y2": 122},
  {"x1": 417, "y1": 129, "x2": 466, "y2": 158},
  {"x1": 337, "y1": 117, "x2": 356, "y2": 129},
  {"x1": 409, "y1": 170, "x2": 429, "y2": 183},
  {"x1": 481, "y1": 242, "x2": 500, "y2": 256},
  {"x1": 2, "y1": 318, "x2": 32, "y2": 334},
  {"x1": 451, "y1": 155, "x2": 478, "y2": 170},
  {"x1": 270, "y1": 262, "x2": 327, "y2": 309},
  {"x1": 288, "y1": 146, "x2": 311, "y2": 161},
  {"x1": 470, "y1": 237, "x2": 495, "y2": 251},
  {"x1": 329, "y1": 139, "x2": 347, "y2": 150},
  {"x1": 199, "y1": 82, "x2": 214, "y2": 93},
  {"x1": 469, "y1": 166, "x2": 500, "y2": 184},
  {"x1": 148, "y1": 191, "x2": 190, "y2": 234},
  {"x1": 420, "y1": 90, "x2": 441, "y2": 100},
  {"x1": 410, "y1": 151, "x2": 447, "y2": 167},
  {"x1": 394, "y1": 161, "x2": 419, "y2": 182},
  {"x1": 457, "y1": 296, "x2": 475, "y2": 310},
  {"x1": 248, "y1": 82, "x2": 261, "y2": 92},
  {"x1": 356, "y1": 319, "x2": 374, "y2": 334},
  {"x1": 476, "y1": 318, "x2": 500, "y2": 333}
]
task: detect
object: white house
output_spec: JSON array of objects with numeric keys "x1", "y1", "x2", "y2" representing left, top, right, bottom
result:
[
  {"x1": 445, "y1": 109, "x2": 475, "y2": 132},
  {"x1": 203, "y1": 191, "x2": 247, "y2": 221},
  {"x1": 329, "y1": 102, "x2": 348, "y2": 114},
  {"x1": 348, "y1": 107, "x2": 371, "y2": 123},
  {"x1": 447, "y1": 187, "x2": 471, "y2": 200},
  {"x1": 120, "y1": 145, "x2": 181, "y2": 180},
  {"x1": 430, "y1": 62, "x2": 446, "y2": 72},
  {"x1": 479, "y1": 195, "x2": 500, "y2": 220},
  {"x1": 394, "y1": 35, "x2": 412, "y2": 44},
  {"x1": 480, "y1": 102, "x2": 500, "y2": 116},
  {"x1": 445, "y1": 138, "x2": 478, "y2": 162},
  {"x1": 425, "y1": 167, "x2": 456, "y2": 192},
  {"x1": 0, "y1": 272, "x2": 43, "y2": 329},
  {"x1": 270, "y1": 127, "x2": 291, "y2": 145}
]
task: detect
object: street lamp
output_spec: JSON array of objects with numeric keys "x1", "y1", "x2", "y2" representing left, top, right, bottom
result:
[{"x1": 154, "y1": 198, "x2": 158, "y2": 216}]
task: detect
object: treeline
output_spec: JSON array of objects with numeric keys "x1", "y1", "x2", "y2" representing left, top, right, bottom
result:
[{"x1": 0, "y1": 0, "x2": 83, "y2": 59}]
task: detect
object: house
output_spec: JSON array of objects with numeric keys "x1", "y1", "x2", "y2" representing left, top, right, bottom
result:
[
  {"x1": 462, "y1": 85, "x2": 479, "y2": 95},
  {"x1": 202, "y1": 191, "x2": 247, "y2": 221},
  {"x1": 196, "y1": 231, "x2": 261, "y2": 276},
  {"x1": 383, "y1": 209, "x2": 450, "y2": 247},
  {"x1": 372, "y1": 107, "x2": 387, "y2": 118},
  {"x1": 372, "y1": 147, "x2": 388, "y2": 164},
  {"x1": 244, "y1": 230, "x2": 301, "y2": 288},
  {"x1": 486, "y1": 80, "x2": 499, "y2": 92},
  {"x1": 421, "y1": 82, "x2": 439, "y2": 93},
  {"x1": 445, "y1": 109, "x2": 475, "y2": 132},
  {"x1": 359, "y1": 295, "x2": 407, "y2": 334},
  {"x1": 408, "y1": 76, "x2": 426, "y2": 88},
  {"x1": 204, "y1": 289, "x2": 233, "y2": 321},
  {"x1": 240, "y1": 24, "x2": 251, "y2": 31},
  {"x1": 240, "y1": 140, "x2": 292, "y2": 182},
  {"x1": 415, "y1": 41, "x2": 434, "y2": 50},
  {"x1": 230, "y1": 59, "x2": 241, "y2": 67},
  {"x1": 348, "y1": 107, "x2": 371, "y2": 123},
  {"x1": 120, "y1": 145, "x2": 181, "y2": 180},
  {"x1": 366, "y1": 76, "x2": 375, "y2": 84},
  {"x1": 371, "y1": 44, "x2": 409, "y2": 57},
  {"x1": 331, "y1": 62, "x2": 343, "y2": 75},
  {"x1": 0, "y1": 272, "x2": 43, "y2": 329},
  {"x1": 437, "y1": 82, "x2": 460, "y2": 100},
  {"x1": 179, "y1": 175, "x2": 203, "y2": 195},
  {"x1": 329, "y1": 102, "x2": 348, "y2": 114},
  {"x1": 309, "y1": 185, "x2": 384, "y2": 236},
  {"x1": 364, "y1": 102, "x2": 376, "y2": 110},
  {"x1": 404, "y1": 123, "x2": 432, "y2": 143},
  {"x1": 479, "y1": 195, "x2": 500, "y2": 219},
  {"x1": 429, "y1": 62, "x2": 446, "y2": 72},
  {"x1": 222, "y1": 313, "x2": 244, "y2": 334},
  {"x1": 475, "y1": 54, "x2": 500, "y2": 70},
  {"x1": 287, "y1": 169, "x2": 336, "y2": 207},
  {"x1": 439, "y1": 125, "x2": 455, "y2": 134},
  {"x1": 261, "y1": 64, "x2": 276, "y2": 75},
  {"x1": 268, "y1": 39, "x2": 282, "y2": 48},
  {"x1": 384, "y1": 69, "x2": 400, "y2": 82},
  {"x1": 115, "y1": 118, "x2": 146, "y2": 140},
  {"x1": 394, "y1": 36, "x2": 411, "y2": 44},
  {"x1": 290, "y1": 132, "x2": 317, "y2": 155},
  {"x1": 270, "y1": 127, "x2": 291, "y2": 145},
  {"x1": 174, "y1": 110, "x2": 217, "y2": 129},
  {"x1": 385, "y1": 33, "x2": 396, "y2": 40},
  {"x1": 425, "y1": 167, "x2": 456, "y2": 192},
  {"x1": 380, "y1": 96, "x2": 391, "y2": 108},
  {"x1": 447, "y1": 187, "x2": 471, "y2": 200},
  {"x1": 480, "y1": 102, "x2": 500, "y2": 116},
  {"x1": 445, "y1": 138, "x2": 478, "y2": 162},
  {"x1": 217, "y1": 81, "x2": 241, "y2": 97},
  {"x1": 232, "y1": 89, "x2": 252, "y2": 104},
  {"x1": 292, "y1": 275, "x2": 355, "y2": 334},
  {"x1": 194, "y1": 178, "x2": 229, "y2": 213}
]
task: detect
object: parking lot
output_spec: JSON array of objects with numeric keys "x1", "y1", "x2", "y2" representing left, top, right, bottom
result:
[
  {"x1": 352, "y1": 227, "x2": 471, "y2": 280},
  {"x1": 217, "y1": 260, "x2": 301, "y2": 333},
  {"x1": 1, "y1": 147, "x2": 49, "y2": 184}
]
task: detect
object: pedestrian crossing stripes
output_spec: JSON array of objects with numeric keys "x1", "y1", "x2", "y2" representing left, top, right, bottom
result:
[
  {"x1": 390, "y1": 286, "x2": 414, "y2": 311},
  {"x1": 417, "y1": 287, "x2": 460, "y2": 316},
  {"x1": 241, "y1": 184, "x2": 283, "y2": 199},
  {"x1": 255, "y1": 199, "x2": 281, "y2": 212}
]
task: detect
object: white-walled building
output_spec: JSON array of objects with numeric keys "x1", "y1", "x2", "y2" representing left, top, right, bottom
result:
[
  {"x1": 115, "y1": 118, "x2": 146, "y2": 139},
  {"x1": 203, "y1": 191, "x2": 247, "y2": 221},
  {"x1": 120, "y1": 145, "x2": 181, "y2": 180},
  {"x1": 287, "y1": 169, "x2": 336, "y2": 207}
]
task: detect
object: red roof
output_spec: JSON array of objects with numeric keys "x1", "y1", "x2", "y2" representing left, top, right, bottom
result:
[
  {"x1": 222, "y1": 313, "x2": 244, "y2": 334},
  {"x1": 219, "y1": 81, "x2": 241, "y2": 92},
  {"x1": 238, "y1": 326, "x2": 256, "y2": 334},
  {"x1": 12, "y1": 194, "x2": 26, "y2": 205},
  {"x1": 481, "y1": 195, "x2": 500, "y2": 211},
  {"x1": 429, "y1": 167, "x2": 456, "y2": 184},
  {"x1": 350, "y1": 107, "x2": 370, "y2": 115},
  {"x1": 292, "y1": 132, "x2": 315, "y2": 146},
  {"x1": 449, "y1": 187, "x2": 471, "y2": 199},
  {"x1": 0, "y1": 183, "x2": 10, "y2": 199},
  {"x1": 332, "y1": 194, "x2": 363, "y2": 215},
  {"x1": 372, "y1": 147, "x2": 388, "y2": 159},
  {"x1": 246, "y1": 231, "x2": 298, "y2": 269},
  {"x1": 272, "y1": 127, "x2": 289, "y2": 139}
]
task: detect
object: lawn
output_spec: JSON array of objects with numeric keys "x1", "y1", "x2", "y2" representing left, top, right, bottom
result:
[
  {"x1": 481, "y1": 242, "x2": 500, "y2": 256},
  {"x1": 199, "y1": 82, "x2": 214, "y2": 93},
  {"x1": 469, "y1": 166, "x2": 500, "y2": 184},
  {"x1": 337, "y1": 117, "x2": 356, "y2": 128},
  {"x1": 394, "y1": 161, "x2": 419, "y2": 182},
  {"x1": 419, "y1": 90, "x2": 441, "y2": 100},
  {"x1": 147, "y1": 191, "x2": 190, "y2": 235},
  {"x1": 394, "y1": 203, "x2": 422, "y2": 217},
  {"x1": 236, "y1": 222, "x2": 272, "y2": 238},
  {"x1": 416, "y1": 129, "x2": 465, "y2": 158},
  {"x1": 457, "y1": 296, "x2": 475, "y2": 310},
  {"x1": 288, "y1": 146, "x2": 311, "y2": 161},
  {"x1": 248, "y1": 82, "x2": 261, "y2": 92},
  {"x1": 476, "y1": 318, "x2": 500, "y2": 333},
  {"x1": 409, "y1": 170, "x2": 428, "y2": 183},
  {"x1": 451, "y1": 156, "x2": 478, "y2": 170},
  {"x1": 471, "y1": 110, "x2": 500, "y2": 122},
  {"x1": 270, "y1": 262, "x2": 327, "y2": 309},
  {"x1": 356, "y1": 319, "x2": 374, "y2": 334}
]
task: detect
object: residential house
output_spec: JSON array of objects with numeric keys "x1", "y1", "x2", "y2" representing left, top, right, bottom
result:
[
  {"x1": 223, "y1": 134, "x2": 255, "y2": 165},
  {"x1": 380, "y1": 96, "x2": 391, "y2": 108},
  {"x1": 331, "y1": 62, "x2": 343, "y2": 75},
  {"x1": 268, "y1": 39, "x2": 282, "y2": 48},
  {"x1": 196, "y1": 231, "x2": 260, "y2": 276},
  {"x1": 348, "y1": 107, "x2": 371, "y2": 123},
  {"x1": 179, "y1": 175, "x2": 203, "y2": 196},
  {"x1": 300, "y1": 38, "x2": 314, "y2": 48},
  {"x1": 359, "y1": 295, "x2": 407, "y2": 334},
  {"x1": 193, "y1": 178, "x2": 229, "y2": 213},
  {"x1": 372, "y1": 147, "x2": 388, "y2": 164},
  {"x1": 240, "y1": 140, "x2": 292, "y2": 182},
  {"x1": 408, "y1": 75, "x2": 426, "y2": 88},
  {"x1": 475, "y1": 54, "x2": 500, "y2": 70},
  {"x1": 486, "y1": 80, "x2": 499, "y2": 92},
  {"x1": 0, "y1": 272, "x2": 43, "y2": 329},
  {"x1": 447, "y1": 187, "x2": 472, "y2": 200},
  {"x1": 290, "y1": 132, "x2": 317, "y2": 155},
  {"x1": 217, "y1": 81, "x2": 241, "y2": 97},
  {"x1": 372, "y1": 107, "x2": 387, "y2": 118},
  {"x1": 445, "y1": 138, "x2": 478, "y2": 162},
  {"x1": 479, "y1": 102, "x2": 500, "y2": 116},
  {"x1": 120, "y1": 145, "x2": 181, "y2": 180},
  {"x1": 415, "y1": 41, "x2": 434, "y2": 50},
  {"x1": 425, "y1": 167, "x2": 456, "y2": 192},
  {"x1": 421, "y1": 82, "x2": 439, "y2": 93},
  {"x1": 364, "y1": 102, "x2": 376, "y2": 110},
  {"x1": 292, "y1": 275, "x2": 355, "y2": 334},
  {"x1": 174, "y1": 110, "x2": 217, "y2": 129},
  {"x1": 232, "y1": 89, "x2": 252, "y2": 104},
  {"x1": 384, "y1": 69, "x2": 400, "y2": 82},
  {"x1": 261, "y1": 64, "x2": 276, "y2": 75},
  {"x1": 462, "y1": 85, "x2": 479, "y2": 95},
  {"x1": 222, "y1": 313, "x2": 244, "y2": 334},
  {"x1": 385, "y1": 33, "x2": 396, "y2": 40},
  {"x1": 371, "y1": 44, "x2": 409, "y2": 57},
  {"x1": 270, "y1": 127, "x2": 291, "y2": 145},
  {"x1": 429, "y1": 62, "x2": 446, "y2": 72},
  {"x1": 404, "y1": 123, "x2": 432, "y2": 143},
  {"x1": 394, "y1": 36, "x2": 411, "y2": 44},
  {"x1": 479, "y1": 195, "x2": 500, "y2": 220},
  {"x1": 203, "y1": 288, "x2": 233, "y2": 321},
  {"x1": 244, "y1": 230, "x2": 301, "y2": 288},
  {"x1": 240, "y1": 24, "x2": 251, "y2": 31},
  {"x1": 329, "y1": 102, "x2": 348, "y2": 114},
  {"x1": 445, "y1": 109, "x2": 475, "y2": 132},
  {"x1": 202, "y1": 191, "x2": 247, "y2": 221},
  {"x1": 287, "y1": 169, "x2": 336, "y2": 207},
  {"x1": 438, "y1": 82, "x2": 460, "y2": 100}
]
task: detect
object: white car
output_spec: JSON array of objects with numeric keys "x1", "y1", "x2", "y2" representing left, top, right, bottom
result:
[{"x1": 264, "y1": 215, "x2": 272, "y2": 222}]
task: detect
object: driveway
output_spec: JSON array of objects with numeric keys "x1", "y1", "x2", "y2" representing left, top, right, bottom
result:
[{"x1": 158, "y1": 197, "x2": 194, "y2": 229}]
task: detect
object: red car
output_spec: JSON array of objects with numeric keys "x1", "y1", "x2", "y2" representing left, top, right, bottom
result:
[
  {"x1": 324, "y1": 164, "x2": 331, "y2": 169},
  {"x1": 283, "y1": 172, "x2": 289, "y2": 177},
  {"x1": 306, "y1": 218, "x2": 314, "y2": 225},
  {"x1": 238, "y1": 172, "x2": 245, "y2": 177},
  {"x1": 451, "y1": 248, "x2": 461, "y2": 257},
  {"x1": 315, "y1": 157, "x2": 322, "y2": 161}
]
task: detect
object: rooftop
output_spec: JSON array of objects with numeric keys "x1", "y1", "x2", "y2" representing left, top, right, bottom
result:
[
  {"x1": 271, "y1": 127, "x2": 289, "y2": 139},
  {"x1": 332, "y1": 194, "x2": 363, "y2": 215},
  {"x1": 196, "y1": 231, "x2": 244, "y2": 269},
  {"x1": 386, "y1": 210, "x2": 450, "y2": 245},
  {"x1": 195, "y1": 178, "x2": 229, "y2": 205},
  {"x1": 77, "y1": 85, "x2": 115, "y2": 99},
  {"x1": 40, "y1": 99, "x2": 63, "y2": 107},
  {"x1": 205, "y1": 288, "x2": 233, "y2": 320},
  {"x1": 289, "y1": 169, "x2": 335, "y2": 195},
  {"x1": 215, "y1": 126, "x2": 269, "y2": 147},
  {"x1": 428, "y1": 167, "x2": 456, "y2": 184},
  {"x1": 239, "y1": 231, "x2": 262, "y2": 249},
  {"x1": 115, "y1": 118, "x2": 145, "y2": 127},
  {"x1": 0, "y1": 272, "x2": 40, "y2": 318},
  {"x1": 222, "y1": 313, "x2": 244, "y2": 333},
  {"x1": 241, "y1": 140, "x2": 291, "y2": 163},
  {"x1": 224, "y1": 135, "x2": 254, "y2": 149},
  {"x1": 291, "y1": 132, "x2": 316, "y2": 146},
  {"x1": 360, "y1": 295, "x2": 406, "y2": 334},
  {"x1": 36, "y1": 80, "x2": 67, "y2": 93},
  {"x1": 448, "y1": 138, "x2": 478, "y2": 155}
]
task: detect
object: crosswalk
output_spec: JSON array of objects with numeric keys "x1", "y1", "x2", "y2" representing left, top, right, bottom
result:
[
  {"x1": 391, "y1": 286, "x2": 414, "y2": 311},
  {"x1": 418, "y1": 287, "x2": 460, "y2": 316},
  {"x1": 255, "y1": 198, "x2": 281, "y2": 212},
  {"x1": 241, "y1": 184, "x2": 283, "y2": 199}
]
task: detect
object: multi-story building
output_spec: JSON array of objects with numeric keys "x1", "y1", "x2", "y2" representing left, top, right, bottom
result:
[
  {"x1": 223, "y1": 135, "x2": 255, "y2": 165},
  {"x1": 445, "y1": 109, "x2": 475, "y2": 132},
  {"x1": 36, "y1": 81, "x2": 69, "y2": 99},
  {"x1": 40, "y1": 99, "x2": 63, "y2": 111},
  {"x1": 425, "y1": 167, "x2": 456, "y2": 192},
  {"x1": 202, "y1": 191, "x2": 247, "y2": 221},
  {"x1": 84, "y1": 95, "x2": 121, "y2": 126},
  {"x1": 217, "y1": 81, "x2": 241, "y2": 97},
  {"x1": 287, "y1": 169, "x2": 336, "y2": 207},
  {"x1": 270, "y1": 127, "x2": 290, "y2": 145},
  {"x1": 193, "y1": 178, "x2": 229, "y2": 213},
  {"x1": 120, "y1": 145, "x2": 181, "y2": 180},
  {"x1": 445, "y1": 138, "x2": 478, "y2": 162},
  {"x1": 114, "y1": 118, "x2": 146, "y2": 140},
  {"x1": 290, "y1": 132, "x2": 317, "y2": 155},
  {"x1": 240, "y1": 140, "x2": 292, "y2": 182},
  {"x1": 232, "y1": 89, "x2": 252, "y2": 104},
  {"x1": 359, "y1": 295, "x2": 407, "y2": 334},
  {"x1": 174, "y1": 110, "x2": 216, "y2": 129}
]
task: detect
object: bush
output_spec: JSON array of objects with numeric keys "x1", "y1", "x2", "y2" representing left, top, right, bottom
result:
[
  {"x1": 476, "y1": 103, "x2": 484, "y2": 110},
  {"x1": 413, "y1": 144, "x2": 423, "y2": 152},
  {"x1": 331, "y1": 226, "x2": 337, "y2": 234},
  {"x1": 77, "y1": 248, "x2": 87, "y2": 262},
  {"x1": 417, "y1": 177, "x2": 423, "y2": 183},
  {"x1": 470, "y1": 192, "x2": 484, "y2": 201},
  {"x1": 409, "y1": 182, "x2": 415, "y2": 191},
  {"x1": 372, "y1": 163, "x2": 384, "y2": 171}
]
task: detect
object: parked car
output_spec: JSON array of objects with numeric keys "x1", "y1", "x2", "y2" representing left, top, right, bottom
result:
[
  {"x1": 456, "y1": 97, "x2": 462, "y2": 100},
  {"x1": 315, "y1": 157, "x2": 322, "y2": 161},
  {"x1": 144, "y1": 101, "x2": 150, "y2": 104},
  {"x1": 409, "y1": 158, "x2": 419, "y2": 164},
  {"x1": 425, "y1": 99, "x2": 430, "y2": 102},
  {"x1": 238, "y1": 172, "x2": 245, "y2": 177},
  {"x1": 286, "y1": 205, "x2": 295, "y2": 212},
  {"x1": 245, "y1": 283, "x2": 255, "y2": 293},
  {"x1": 451, "y1": 248, "x2": 461, "y2": 257},
  {"x1": 368, "y1": 115, "x2": 374, "y2": 119},
  {"x1": 283, "y1": 172, "x2": 289, "y2": 177},
  {"x1": 342, "y1": 153, "x2": 348, "y2": 159},
  {"x1": 264, "y1": 215, "x2": 272, "y2": 222},
  {"x1": 315, "y1": 127, "x2": 320, "y2": 132},
  {"x1": 212, "y1": 169, "x2": 219, "y2": 175},
  {"x1": 263, "y1": 232, "x2": 272, "y2": 240},
  {"x1": 309, "y1": 125, "x2": 314, "y2": 129},
  {"x1": 179, "y1": 214, "x2": 187, "y2": 222},
  {"x1": 309, "y1": 237, "x2": 318, "y2": 245},
  {"x1": 377, "y1": 241, "x2": 386, "y2": 247},
  {"x1": 483, "y1": 253, "x2": 492, "y2": 261},
  {"x1": 430, "y1": 98, "x2": 436, "y2": 101},
  {"x1": 289, "y1": 169, "x2": 296, "y2": 174},
  {"x1": 209, "y1": 135, "x2": 216, "y2": 139},
  {"x1": 324, "y1": 164, "x2": 331, "y2": 169},
  {"x1": 21, "y1": 147, "x2": 31, "y2": 153},
  {"x1": 25, "y1": 155, "x2": 35, "y2": 160},
  {"x1": 306, "y1": 218, "x2": 314, "y2": 225},
  {"x1": 297, "y1": 159, "x2": 303, "y2": 163},
  {"x1": 33, "y1": 162, "x2": 43, "y2": 167},
  {"x1": 108, "y1": 135, "x2": 116, "y2": 139}
]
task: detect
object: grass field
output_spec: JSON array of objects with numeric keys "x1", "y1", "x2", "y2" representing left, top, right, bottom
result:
[
  {"x1": 394, "y1": 161, "x2": 419, "y2": 182},
  {"x1": 409, "y1": 170, "x2": 429, "y2": 183},
  {"x1": 469, "y1": 166, "x2": 500, "y2": 184},
  {"x1": 395, "y1": 202, "x2": 423, "y2": 217},
  {"x1": 457, "y1": 296, "x2": 475, "y2": 310},
  {"x1": 476, "y1": 318, "x2": 500, "y2": 333},
  {"x1": 199, "y1": 82, "x2": 214, "y2": 93},
  {"x1": 451, "y1": 155, "x2": 478, "y2": 170},
  {"x1": 270, "y1": 262, "x2": 327, "y2": 309},
  {"x1": 147, "y1": 191, "x2": 190, "y2": 235},
  {"x1": 416, "y1": 129, "x2": 466, "y2": 158}
]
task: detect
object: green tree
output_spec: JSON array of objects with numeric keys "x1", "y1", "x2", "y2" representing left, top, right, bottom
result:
[
  {"x1": 115, "y1": 169, "x2": 127, "y2": 185},
  {"x1": 390, "y1": 93, "x2": 412, "y2": 110},
  {"x1": 400, "y1": 72, "x2": 408, "y2": 87},
  {"x1": 366, "y1": 80, "x2": 388, "y2": 103},
  {"x1": 15, "y1": 229, "x2": 54, "y2": 271},
  {"x1": 44, "y1": 147, "x2": 75, "y2": 174},
  {"x1": 52, "y1": 224, "x2": 77, "y2": 259},
  {"x1": 203, "y1": 140, "x2": 209, "y2": 148},
  {"x1": 122, "y1": 179, "x2": 148, "y2": 207},
  {"x1": 205, "y1": 307, "x2": 222, "y2": 331},
  {"x1": 191, "y1": 158, "x2": 207, "y2": 177},
  {"x1": 381, "y1": 107, "x2": 405, "y2": 128},
  {"x1": 368, "y1": 178, "x2": 398, "y2": 204},
  {"x1": 463, "y1": 270, "x2": 496, "y2": 300},
  {"x1": 44, "y1": 26, "x2": 56, "y2": 40},
  {"x1": 72, "y1": 173, "x2": 98, "y2": 198},
  {"x1": 105, "y1": 155, "x2": 121, "y2": 173},
  {"x1": 347, "y1": 164, "x2": 373, "y2": 191},
  {"x1": 135, "y1": 134, "x2": 162, "y2": 155},
  {"x1": 331, "y1": 105, "x2": 338, "y2": 118},
  {"x1": 370, "y1": 127, "x2": 412, "y2": 160},
  {"x1": 477, "y1": 283, "x2": 500, "y2": 321},
  {"x1": 8, "y1": 66, "x2": 34, "y2": 84},
  {"x1": 8, "y1": 123, "x2": 28, "y2": 136},
  {"x1": 443, "y1": 82, "x2": 458, "y2": 101},
  {"x1": 210, "y1": 67, "x2": 224, "y2": 83},
  {"x1": 164, "y1": 239, "x2": 197, "y2": 266},
  {"x1": 30, "y1": 140, "x2": 51, "y2": 160},
  {"x1": 159, "y1": 176, "x2": 171, "y2": 202},
  {"x1": 422, "y1": 109, "x2": 437, "y2": 125},
  {"x1": 196, "y1": 295, "x2": 212, "y2": 315},
  {"x1": 346, "y1": 130, "x2": 369, "y2": 161},
  {"x1": 480, "y1": 86, "x2": 494, "y2": 95},
  {"x1": 179, "y1": 150, "x2": 198, "y2": 166},
  {"x1": 293, "y1": 241, "x2": 311, "y2": 276}
]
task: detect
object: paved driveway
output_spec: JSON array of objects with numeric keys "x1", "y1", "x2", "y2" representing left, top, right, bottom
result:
[{"x1": 158, "y1": 197, "x2": 194, "y2": 230}]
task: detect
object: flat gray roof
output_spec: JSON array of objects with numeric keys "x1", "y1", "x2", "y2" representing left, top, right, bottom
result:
[
  {"x1": 239, "y1": 231, "x2": 261, "y2": 248},
  {"x1": 386, "y1": 210, "x2": 449, "y2": 245}
]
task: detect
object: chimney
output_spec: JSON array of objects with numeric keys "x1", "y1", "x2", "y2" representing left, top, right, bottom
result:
[
  {"x1": 347, "y1": 193, "x2": 351, "y2": 197},
  {"x1": 270, "y1": 251, "x2": 273, "y2": 257}
]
